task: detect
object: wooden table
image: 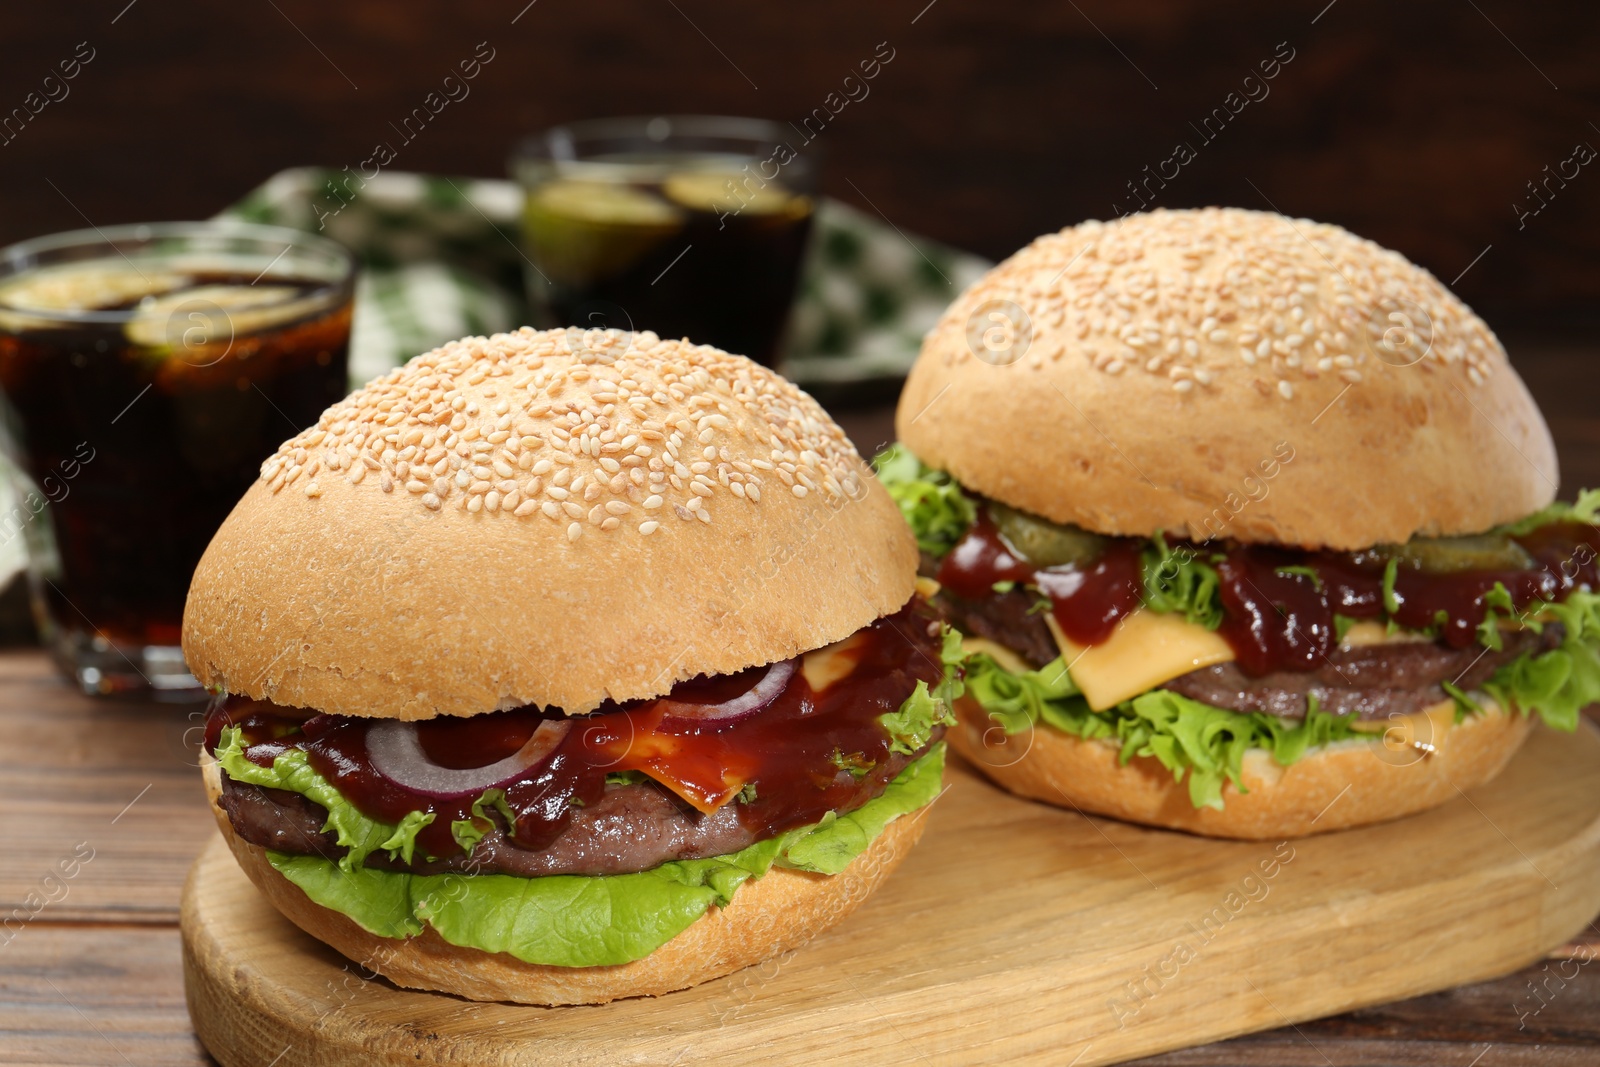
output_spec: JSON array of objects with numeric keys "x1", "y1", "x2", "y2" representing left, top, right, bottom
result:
[{"x1": 6, "y1": 349, "x2": 1600, "y2": 1066}]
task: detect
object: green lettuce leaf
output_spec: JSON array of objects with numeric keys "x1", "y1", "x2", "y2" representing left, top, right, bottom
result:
[
  {"x1": 879, "y1": 681, "x2": 949, "y2": 755},
  {"x1": 878, "y1": 626, "x2": 965, "y2": 754},
  {"x1": 449, "y1": 788, "x2": 515, "y2": 854},
  {"x1": 962, "y1": 651, "x2": 1364, "y2": 810},
  {"x1": 1140, "y1": 534, "x2": 1224, "y2": 629},
  {"x1": 872, "y1": 444, "x2": 975, "y2": 556},
  {"x1": 779, "y1": 743, "x2": 945, "y2": 875},
  {"x1": 1117, "y1": 691, "x2": 1361, "y2": 810},
  {"x1": 215, "y1": 727, "x2": 433, "y2": 871},
  {"x1": 1495, "y1": 489, "x2": 1600, "y2": 536},
  {"x1": 265, "y1": 744, "x2": 945, "y2": 968},
  {"x1": 963, "y1": 652, "x2": 1083, "y2": 735},
  {"x1": 1484, "y1": 588, "x2": 1600, "y2": 732}
]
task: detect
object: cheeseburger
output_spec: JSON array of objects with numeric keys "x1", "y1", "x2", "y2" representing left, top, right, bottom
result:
[
  {"x1": 184, "y1": 328, "x2": 960, "y2": 1004},
  {"x1": 884, "y1": 207, "x2": 1597, "y2": 838}
]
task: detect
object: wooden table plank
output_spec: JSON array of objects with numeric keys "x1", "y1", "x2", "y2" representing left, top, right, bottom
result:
[
  {"x1": 0, "y1": 654, "x2": 213, "y2": 925},
  {"x1": 0, "y1": 925, "x2": 204, "y2": 1067}
]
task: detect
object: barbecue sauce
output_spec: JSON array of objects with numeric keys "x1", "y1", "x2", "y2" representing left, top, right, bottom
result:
[
  {"x1": 935, "y1": 502, "x2": 1600, "y2": 678},
  {"x1": 204, "y1": 599, "x2": 947, "y2": 863},
  {"x1": 936, "y1": 510, "x2": 1144, "y2": 645}
]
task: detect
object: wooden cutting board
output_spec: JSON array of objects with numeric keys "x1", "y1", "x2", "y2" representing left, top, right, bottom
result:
[{"x1": 182, "y1": 722, "x2": 1600, "y2": 1067}]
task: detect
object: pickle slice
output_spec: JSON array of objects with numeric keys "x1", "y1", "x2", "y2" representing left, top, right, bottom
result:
[
  {"x1": 661, "y1": 171, "x2": 809, "y2": 219},
  {"x1": 988, "y1": 501, "x2": 1107, "y2": 567},
  {"x1": 521, "y1": 180, "x2": 684, "y2": 285},
  {"x1": 1370, "y1": 534, "x2": 1536, "y2": 574}
]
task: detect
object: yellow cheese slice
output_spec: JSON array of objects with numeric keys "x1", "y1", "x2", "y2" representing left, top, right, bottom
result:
[
  {"x1": 1348, "y1": 698, "x2": 1458, "y2": 755},
  {"x1": 952, "y1": 588, "x2": 1450, "y2": 712},
  {"x1": 1038, "y1": 609, "x2": 1442, "y2": 711},
  {"x1": 1045, "y1": 610, "x2": 1235, "y2": 711},
  {"x1": 1339, "y1": 620, "x2": 1430, "y2": 647},
  {"x1": 959, "y1": 636, "x2": 1032, "y2": 675},
  {"x1": 801, "y1": 632, "x2": 869, "y2": 693}
]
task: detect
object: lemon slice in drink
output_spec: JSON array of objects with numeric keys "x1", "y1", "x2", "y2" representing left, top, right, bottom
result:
[
  {"x1": 661, "y1": 171, "x2": 811, "y2": 221},
  {"x1": 522, "y1": 180, "x2": 685, "y2": 285},
  {"x1": 124, "y1": 284, "x2": 312, "y2": 352},
  {"x1": 0, "y1": 266, "x2": 191, "y2": 331}
]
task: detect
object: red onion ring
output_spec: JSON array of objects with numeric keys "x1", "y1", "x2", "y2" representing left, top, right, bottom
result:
[
  {"x1": 365, "y1": 718, "x2": 571, "y2": 799},
  {"x1": 658, "y1": 658, "x2": 798, "y2": 726}
]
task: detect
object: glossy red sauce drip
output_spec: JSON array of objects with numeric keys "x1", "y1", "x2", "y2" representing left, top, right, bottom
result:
[
  {"x1": 205, "y1": 599, "x2": 946, "y2": 862},
  {"x1": 935, "y1": 510, "x2": 1143, "y2": 645},
  {"x1": 934, "y1": 505, "x2": 1600, "y2": 677},
  {"x1": 1211, "y1": 547, "x2": 1364, "y2": 675}
]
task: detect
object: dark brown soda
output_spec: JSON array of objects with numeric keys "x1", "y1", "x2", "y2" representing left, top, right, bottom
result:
[
  {"x1": 523, "y1": 177, "x2": 813, "y2": 367},
  {"x1": 0, "y1": 272, "x2": 350, "y2": 647}
]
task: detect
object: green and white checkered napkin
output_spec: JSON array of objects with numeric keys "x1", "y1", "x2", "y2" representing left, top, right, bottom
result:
[{"x1": 220, "y1": 168, "x2": 989, "y2": 394}]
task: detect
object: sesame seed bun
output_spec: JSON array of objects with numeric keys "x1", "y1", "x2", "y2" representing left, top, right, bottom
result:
[
  {"x1": 198, "y1": 754, "x2": 928, "y2": 1005},
  {"x1": 182, "y1": 328, "x2": 915, "y2": 718},
  {"x1": 896, "y1": 207, "x2": 1557, "y2": 550},
  {"x1": 948, "y1": 694, "x2": 1535, "y2": 839}
]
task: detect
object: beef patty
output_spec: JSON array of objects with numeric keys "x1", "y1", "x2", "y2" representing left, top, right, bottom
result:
[
  {"x1": 923, "y1": 551, "x2": 1057, "y2": 668},
  {"x1": 922, "y1": 551, "x2": 1561, "y2": 720},
  {"x1": 217, "y1": 736, "x2": 934, "y2": 878},
  {"x1": 1162, "y1": 626, "x2": 1560, "y2": 719}
]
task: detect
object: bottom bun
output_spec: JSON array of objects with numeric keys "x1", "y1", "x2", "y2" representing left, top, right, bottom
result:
[
  {"x1": 202, "y1": 758, "x2": 926, "y2": 1005},
  {"x1": 948, "y1": 696, "x2": 1535, "y2": 839}
]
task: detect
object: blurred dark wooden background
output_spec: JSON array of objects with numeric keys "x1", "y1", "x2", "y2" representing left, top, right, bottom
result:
[{"x1": 4, "y1": 0, "x2": 1598, "y2": 332}]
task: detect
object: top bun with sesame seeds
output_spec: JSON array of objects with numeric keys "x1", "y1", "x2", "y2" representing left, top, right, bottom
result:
[
  {"x1": 182, "y1": 328, "x2": 916, "y2": 719},
  {"x1": 896, "y1": 206, "x2": 1556, "y2": 551}
]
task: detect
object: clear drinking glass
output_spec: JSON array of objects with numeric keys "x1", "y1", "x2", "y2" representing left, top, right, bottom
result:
[
  {"x1": 0, "y1": 222, "x2": 356, "y2": 697},
  {"x1": 511, "y1": 114, "x2": 818, "y2": 367}
]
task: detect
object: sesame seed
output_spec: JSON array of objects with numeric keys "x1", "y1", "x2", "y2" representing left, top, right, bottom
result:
[
  {"x1": 567, "y1": 522, "x2": 582, "y2": 541},
  {"x1": 938, "y1": 208, "x2": 1499, "y2": 396},
  {"x1": 1278, "y1": 380, "x2": 1294, "y2": 399},
  {"x1": 255, "y1": 329, "x2": 869, "y2": 544},
  {"x1": 639, "y1": 520, "x2": 660, "y2": 535}
]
